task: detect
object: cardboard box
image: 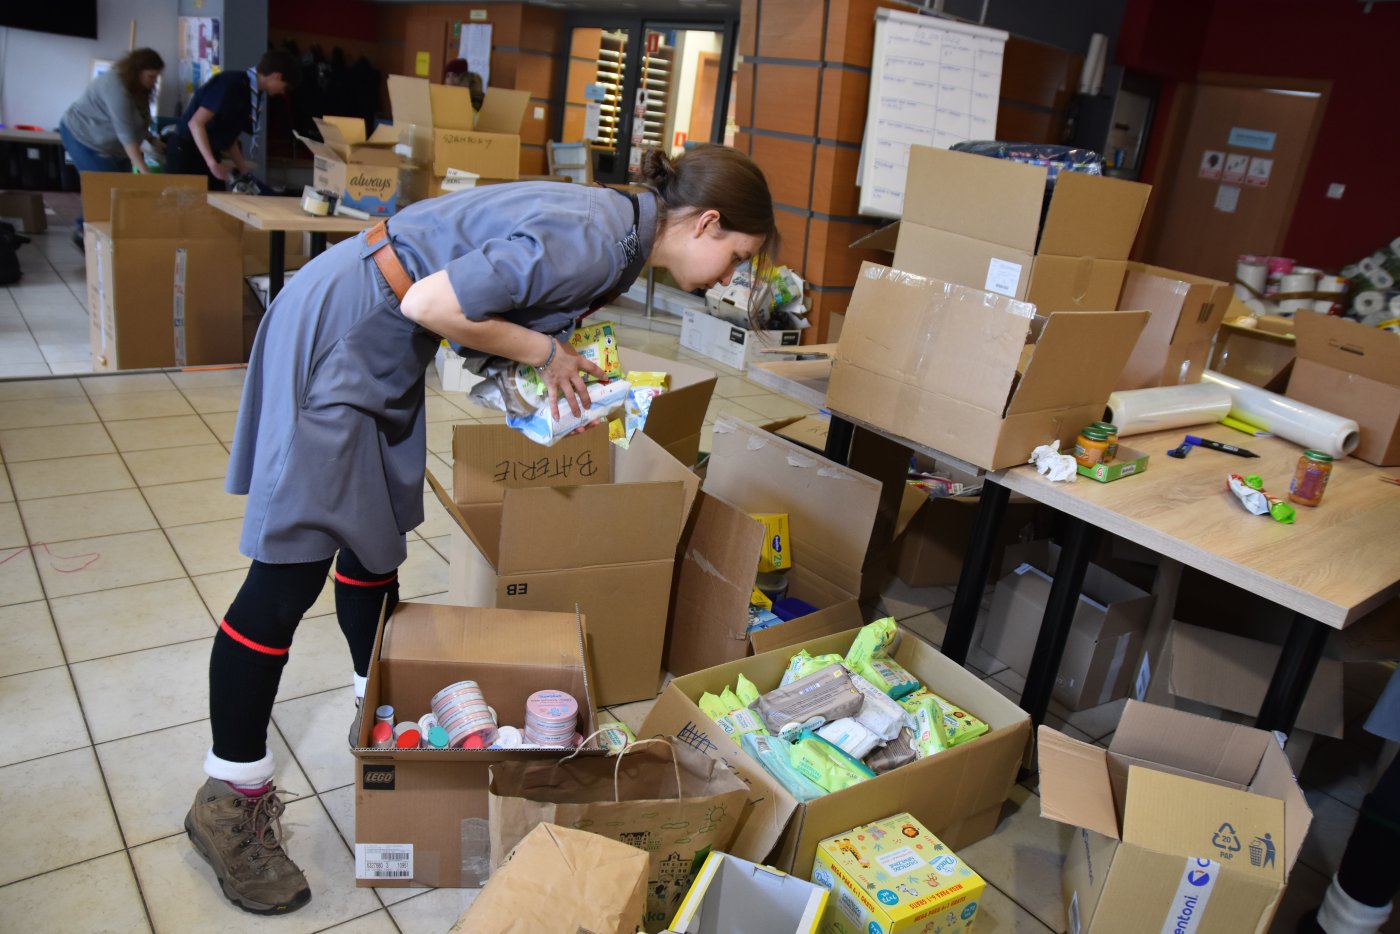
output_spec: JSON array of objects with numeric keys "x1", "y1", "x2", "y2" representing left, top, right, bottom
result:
[
  {"x1": 1039, "y1": 701, "x2": 1312, "y2": 934},
  {"x1": 668, "y1": 851, "x2": 827, "y2": 934},
  {"x1": 388, "y1": 75, "x2": 529, "y2": 183},
  {"x1": 980, "y1": 541, "x2": 1155, "y2": 711},
  {"x1": 296, "y1": 116, "x2": 404, "y2": 217},
  {"x1": 1287, "y1": 312, "x2": 1400, "y2": 465},
  {"x1": 1116, "y1": 264, "x2": 1231, "y2": 390},
  {"x1": 642, "y1": 624, "x2": 1031, "y2": 878},
  {"x1": 0, "y1": 189, "x2": 46, "y2": 232},
  {"x1": 680, "y1": 306, "x2": 801, "y2": 371},
  {"x1": 433, "y1": 342, "x2": 484, "y2": 393},
  {"x1": 852, "y1": 146, "x2": 1149, "y2": 309},
  {"x1": 619, "y1": 347, "x2": 716, "y2": 467},
  {"x1": 891, "y1": 493, "x2": 1040, "y2": 589},
  {"x1": 429, "y1": 424, "x2": 699, "y2": 707},
  {"x1": 828, "y1": 263, "x2": 1148, "y2": 471},
  {"x1": 812, "y1": 813, "x2": 985, "y2": 934},
  {"x1": 1076, "y1": 443, "x2": 1149, "y2": 483},
  {"x1": 353, "y1": 602, "x2": 601, "y2": 889},
  {"x1": 665, "y1": 416, "x2": 882, "y2": 677},
  {"x1": 1209, "y1": 315, "x2": 1295, "y2": 393},
  {"x1": 81, "y1": 172, "x2": 244, "y2": 370}
]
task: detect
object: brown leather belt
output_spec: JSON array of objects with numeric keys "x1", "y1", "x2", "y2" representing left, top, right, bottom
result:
[{"x1": 366, "y1": 220, "x2": 412, "y2": 301}]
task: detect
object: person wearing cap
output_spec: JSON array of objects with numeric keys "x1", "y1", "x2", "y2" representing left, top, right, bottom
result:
[
  {"x1": 444, "y1": 57, "x2": 485, "y2": 111},
  {"x1": 184, "y1": 143, "x2": 777, "y2": 915}
]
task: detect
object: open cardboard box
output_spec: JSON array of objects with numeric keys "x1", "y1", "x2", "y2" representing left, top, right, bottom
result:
[
  {"x1": 664, "y1": 416, "x2": 882, "y2": 677},
  {"x1": 296, "y1": 115, "x2": 404, "y2": 216},
  {"x1": 1039, "y1": 701, "x2": 1311, "y2": 934},
  {"x1": 1287, "y1": 312, "x2": 1400, "y2": 466},
  {"x1": 619, "y1": 347, "x2": 717, "y2": 467},
  {"x1": 1209, "y1": 309, "x2": 1296, "y2": 393},
  {"x1": 388, "y1": 75, "x2": 529, "y2": 183},
  {"x1": 429, "y1": 424, "x2": 698, "y2": 707},
  {"x1": 679, "y1": 306, "x2": 802, "y2": 371},
  {"x1": 1116, "y1": 264, "x2": 1231, "y2": 390},
  {"x1": 642, "y1": 623, "x2": 1031, "y2": 878},
  {"x1": 666, "y1": 851, "x2": 827, "y2": 934},
  {"x1": 852, "y1": 146, "x2": 1150, "y2": 310},
  {"x1": 353, "y1": 601, "x2": 601, "y2": 888},
  {"x1": 827, "y1": 263, "x2": 1148, "y2": 471}
]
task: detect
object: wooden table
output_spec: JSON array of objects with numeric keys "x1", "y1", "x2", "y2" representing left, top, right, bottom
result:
[{"x1": 206, "y1": 194, "x2": 375, "y2": 301}]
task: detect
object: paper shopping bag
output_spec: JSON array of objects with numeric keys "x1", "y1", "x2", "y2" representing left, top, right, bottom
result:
[
  {"x1": 449, "y1": 823, "x2": 648, "y2": 934},
  {"x1": 489, "y1": 738, "x2": 751, "y2": 931}
]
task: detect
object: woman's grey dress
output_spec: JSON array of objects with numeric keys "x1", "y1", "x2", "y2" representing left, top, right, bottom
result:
[{"x1": 227, "y1": 182, "x2": 657, "y2": 573}]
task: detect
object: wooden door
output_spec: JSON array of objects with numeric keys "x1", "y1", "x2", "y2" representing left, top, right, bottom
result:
[
  {"x1": 404, "y1": 19, "x2": 449, "y2": 81},
  {"x1": 688, "y1": 52, "x2": 720, "y2": 142},
  {"x1": 1147, "y1": 80, "x2": 1326, "y2": 281}
]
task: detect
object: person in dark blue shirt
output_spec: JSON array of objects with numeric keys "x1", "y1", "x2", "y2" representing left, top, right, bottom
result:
[{"x1": 166, "y1": 49, "x2": 298, "y2": 188}]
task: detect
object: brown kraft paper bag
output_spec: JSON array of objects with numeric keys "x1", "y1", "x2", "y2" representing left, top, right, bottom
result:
[{"x1": 489, "y1": 738, "x2": 751, "y2": 931}]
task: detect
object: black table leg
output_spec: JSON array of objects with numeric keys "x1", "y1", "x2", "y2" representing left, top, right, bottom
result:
[
  {"x1": 823, "y1": 415, "x2": 856, "y2": 466},
  {"x1": 1256, "y1": 612, "x2": 1329, "y2": 735},
  {"x1": 309, "y1": 231, "x2": 328, "y2": 257},
  {"x1": 940, "y1": 479, "x2": 1010, "y2": 665},
  {"x1": 268, "y1": 230, "x2": 286, "y2": 302},
  {"x1": 1020, "y1": 516, "x2": 1099, "y2": 730}
]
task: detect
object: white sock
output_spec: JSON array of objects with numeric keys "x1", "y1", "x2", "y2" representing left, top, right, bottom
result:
[
  {"x1": 203, "y1": 748, "x2": 275, "y2": 788},
  {"x1": 353, "y1": 673, "x2": 367, "y2": 700},
  {"x1": 1318, "y1": 873, "x2": 1393, "y2": 934}
]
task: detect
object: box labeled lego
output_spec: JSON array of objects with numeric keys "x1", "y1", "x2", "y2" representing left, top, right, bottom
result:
[
  {"x1": 813, "y1": 812, "x2": 985, "y2": 934},
  {"x1": 752, "y1": 512, "x2": 791, "y2": 572}
]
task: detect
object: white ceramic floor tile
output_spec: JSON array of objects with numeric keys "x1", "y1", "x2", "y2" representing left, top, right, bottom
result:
[
  {"x1": 166, "y1": 516, "x2": 250, "y2": 577},
  {"x1": 901, "y1": 609, "x2": 948, "y2": 648},
  {"x1": 0, "y1": 850, "x2": 150, "y2": 934},
  {"x1": 193, "y1": 567, "x2": 337, "y2": 623},
  {"x1": 880, "y1": 576, "x2": 958, "y2": 621},
  {"x1": 49, "y1": 577, "x2": 215, "y2": 661},
  {"x1": 143, "y1": 478, "x2": 245, "y2": 528},
  {"x1": 957, "y1": 784, "x2": 1076, "y2": 931},
  {"x1": 732, "y1": 392, "x2": 817, "y2": 420},
  {"x1": 31, "y1": 529, "x2": 185, "y2": 598},
  {"x1": 398, "y1": 538, "x2": 449, "y2": 601},
  {"x1": 179, "y1": 385, "x2": 246, "y2": 414},
  {"x1": 70, "y1": 637, "x2": 212, "y2": 743},
  {"x1": 0, "y1": 500, "x2": 28, "y2": 548},
  {"x1": 606, "y1": 697, "x2": 658, "y2": 736},
  {"x1": 88, "y1": 388, "x2": 197, "y2": 422},
  {"x1": 0, "y1": 747, "x2": 124, "y2": 886},
  {"x1": 131, "y1": 795, "x2": 382, "y2": 934},
  {"x1": 6, "y1": 452, "x2": 133, "y2": 500},
  {"x1": 0, "y1": 377, "x2": 83, "y2": 402},
  {"x1": 0, "y1": 421, "x2": 114, "y2": 462},
  {"x1": 713, "y1": 374, "x2": 768, "y2": 398},
  {"x1": 273, "y1": 686, "x2": 360, "y2": 794},
  {"x1": 122, "y1": 442, "x2": 230, "y2": 487},
  {"x1": 277, "y1": 613, "x2": 357, "y2": 702},
  {"x1": 0, "y1": 600, "x2": 63, "y2": 676},
  {"x1": 167, "y1": 367, "x2": 247, "y2": 391},
  {"x1": 0, "y1": 394, "x2": 97, "y2": 430},
  {"x1": 18, "y1": 488, "x2": 157, "y2": 543},
  {"x1": 106, "y1": 415, "x2": 220, "y2": 452},
  {"x1": 0, "y1": 363, "x2": 55, "y2": 379},
  {"x1": 0, "y1": 665, "x2": 89, "y2": 766},
  {"x1": 318, "y1": 910, "x2": 400, "y2": 933},
  {"x1": 96, "y1": 718, "x2": 312, "y2": 848},
  {"x1": 416, "y1": 491, "x2": 459, "y2": 540},
  {"x1": 1299, "y1": 727, "x2": 1393, "y2": 811},
  {"x1": 0, "y1": 545, "x2": 43, "y2": 605},
  {"x1": 1298, "y1": 788, "x2": 1360, "y2": 878},
  {"x1": 387, "y1": 887, "x2": 482, "y2": 934},
  {"x1": 79, "y1": 372, "x2": 176, "y2": 395},
  {"x1": 965, "y1": 881, "x2": 1057, "y2": 932}
]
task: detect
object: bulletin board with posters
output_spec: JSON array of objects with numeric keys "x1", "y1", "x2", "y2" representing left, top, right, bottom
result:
[{"x1": 178, "y1": 16, "x2": 221, "y2": 110}]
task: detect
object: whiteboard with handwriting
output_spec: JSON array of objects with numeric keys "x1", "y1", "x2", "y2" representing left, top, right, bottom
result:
[{"x1": 858, "y1": 10, "x2": 1008, "y2": 219}]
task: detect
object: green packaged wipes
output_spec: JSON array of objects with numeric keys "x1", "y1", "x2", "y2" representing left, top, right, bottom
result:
[
  {"x1": 793, "y1": 652, "x2": 845, "y2": 681},
  {"x1": 854, "y1": 656, "x2": 922, "y2": 700},
  {"x1": 699, "y1": 692, "x2": 727, "y2": 722},
  {"x1": 788, "y1": 728, "x2": 876, "y2": 793},
  {"x1": 780, "y1": 651, "x2": 812, "y2": 686},
  {"x1": 717, "y1": 707, "x2": 769, "y2": 744},
  {"x1": 899, "y1": 688, "x2": 989, "y2": 747},
  {"x1": 735, "y1": 673, "x2": 762, "y2": 708},
  {"x1": 720, "y1": 686, "x2": 745, "y2": 713},
  {"x1": 905, "y1": 694, "x2": 951, "y2": 758},
  {"x1": 845, "y1": 617, "x2": 898, "y2": 670}
]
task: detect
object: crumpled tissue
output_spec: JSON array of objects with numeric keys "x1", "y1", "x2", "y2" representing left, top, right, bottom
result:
[{"x1": 1029, "y1": 442, "x2": 1078, "y2": 482}]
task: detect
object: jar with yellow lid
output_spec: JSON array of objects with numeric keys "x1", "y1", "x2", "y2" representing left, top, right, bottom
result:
[{"x1": 1073, "y1": 426, "x2": 1110, "y2": 468}]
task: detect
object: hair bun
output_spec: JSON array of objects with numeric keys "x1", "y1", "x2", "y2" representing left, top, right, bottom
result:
[{"x1": 638, "y1": 148, "x2": 677, "y2": 189}]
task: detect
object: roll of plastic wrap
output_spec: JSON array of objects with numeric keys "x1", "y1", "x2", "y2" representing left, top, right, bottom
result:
[
  {"x1": 1279, "y1": 271, "x2": 1316, "y2": 314},
  {"x1": 1201, "y1": 370, "x2": 1359, "y2": 458},
  {"x1": 1235, "y1": 257, "x2": 1268, "y2": 300},
  {"x1": 1104, "y1": 383, "x2": 1233, "y2": 436}
]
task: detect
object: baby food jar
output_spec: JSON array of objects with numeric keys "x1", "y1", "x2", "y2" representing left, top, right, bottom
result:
[
  {"x1": 1289, "y1": 450, "x2": 1333, "y2": 506},
  {"x1": 1073, "y1": 426, "x2": 1110, "y2": 468},
  {"x1": 1091, "y1": 421, "x2": 1119, "y2": 463}
]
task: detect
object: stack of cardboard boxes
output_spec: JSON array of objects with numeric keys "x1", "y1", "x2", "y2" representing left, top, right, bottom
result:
[{"x1": 387, "y1": 75, "x2": 529, "y2": 201}]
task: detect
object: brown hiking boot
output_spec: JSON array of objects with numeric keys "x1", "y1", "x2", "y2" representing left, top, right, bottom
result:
[{"x1": 184, "y1": 778, "x2": 312, "y2": 915}]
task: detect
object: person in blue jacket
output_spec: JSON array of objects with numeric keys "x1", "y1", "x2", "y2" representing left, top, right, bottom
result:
[
  {"x1": 184, "y1": 144, "x2": 775, "y2": 915},
  {"x1": 165, "y1": 49, "x2": 298, "y2": 187}
]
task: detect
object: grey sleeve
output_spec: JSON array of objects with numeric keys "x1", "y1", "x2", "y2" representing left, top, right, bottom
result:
[
  {"x1": 100, "y1": 76, "x2": 147, "y2": 147},
  {"x1": 443, "y1": 227, "x2": 617, "y2": 324}
]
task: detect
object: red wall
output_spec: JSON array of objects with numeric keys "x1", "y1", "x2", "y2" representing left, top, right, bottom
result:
[
  {"x1": 268, "y1": 0, "x2": 380, "y2": 42},
  {"x1": 1193, "y1": 0, "x2": 1398, "y2": 269}
]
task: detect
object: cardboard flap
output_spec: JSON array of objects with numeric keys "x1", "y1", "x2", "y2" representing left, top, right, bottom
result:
[
  {"x1": 79, "y1": 171, "x2": 205, "y2": 224},
  {"x1": 612, "y1": 430, "x2": 700, "y2": 520},
  {"x1": 849, "y1": 222, "x2": 900, "y2": 252},
  {"x1": 1122, "y1": 765, "x2": 1286, "y2": 882},
  {"x1": 706, "y1": 415, "x2": 880, "y2": 596},
  {"x1": 427, "y1": 467, "x2": 498, "y2": 567},
  {"x1": 316, "y1": 115, "x2": 369, "y2": 144},
  {"x1": 903, "y1": 146, "x2": 1044, "y2": 253},
  {"x1": 387, "y1": 74, "x2": 435, "y2": 127},
  {"x1": 1110, "y1": 700, "x2": 1269, "y2": 786},
  {"x1": 476, "y1": 87, "x2": 531, "y2": 133},
  {"x1": 748, "y1": 599, "x2": 864, "y2": 655},
  {"x1": 109, "y1": 189, "x2": 242, "y2": 239},
  {"x1": 1250, "y1": 738, "x2": 1314, "y2": 873},
  {"x1": 1039, "y1": 172, "x2": 1151, "y2": 260},
  {"x1": 1167, "y1": 622, "x2": 1344, "y2": 738},
  {"x1": 453, "y1": 423, "x2": 610, "y2": 507},
  {"x1": 1293, "y1": 313, "x2": 1400, "y2": 387},
  {"x1": 497, "y1": 481, "x2": 685, "y2": 572},
  {"x1": 1009, "y1": 310, "x2": 1148, "y2": 415},
  {"x1": 1037, "y1": 725, "x2": 1121, "y2": 839},
  {"x1": 429, "y1": 83, "x2": 477, "y2": 130},
  {"x1": 384, "y1": 602, "x2": 585, "y2": 667}
]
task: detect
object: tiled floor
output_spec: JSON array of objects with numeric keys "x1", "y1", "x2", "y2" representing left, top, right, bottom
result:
[{"x1": 1, "y1": 221, "x2": 1394, "y2": 932}]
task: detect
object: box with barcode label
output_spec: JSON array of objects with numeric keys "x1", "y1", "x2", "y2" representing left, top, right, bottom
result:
[{"x1": 811, "y1": 812, "x2": 984, "y2": 934}]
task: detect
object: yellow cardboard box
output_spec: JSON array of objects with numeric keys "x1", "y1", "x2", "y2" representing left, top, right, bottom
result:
[
  {"x1": 752, "y1": 512, "x2": 791, "y2": 572},
  {"x1": 813, "y1": 813, "x2": 985, "y2": 934}
]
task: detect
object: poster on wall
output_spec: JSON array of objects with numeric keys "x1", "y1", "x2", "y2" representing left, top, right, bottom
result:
[
  {"x1": 459, "y1": 24, "x2": 492, "y2": 88},
  {"x1": 1222, "y1": 152, "x2": 1249, "y2": 184},
  {"x1": 178, "y1": 16, "x2": 221, "y2": 110},
  {"x1": 1246, "y1": 157, "x2": 1273, "y2": 187},
  {"x1": 1198, "y1": 150, "x2": 1223, "y2": 180}
]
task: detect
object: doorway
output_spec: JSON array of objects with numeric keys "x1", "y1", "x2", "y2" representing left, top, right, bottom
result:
[{"x1": 1144, "y1": 76, "x2": 1329, "y2": 281}]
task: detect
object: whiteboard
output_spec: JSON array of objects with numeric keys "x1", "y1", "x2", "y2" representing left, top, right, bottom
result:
[{"x1": 858, "y1": 10, "x2": 1008, "y2": 219}]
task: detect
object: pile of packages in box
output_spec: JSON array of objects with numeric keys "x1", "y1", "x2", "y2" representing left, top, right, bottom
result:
[{"x1": 700, "y1": 618, "x2": 988, "y2": 800}]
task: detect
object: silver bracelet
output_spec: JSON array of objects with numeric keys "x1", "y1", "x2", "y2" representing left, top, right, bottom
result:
[{"x1": 538, "y1": 338, "x2": 558, "y2": 371}]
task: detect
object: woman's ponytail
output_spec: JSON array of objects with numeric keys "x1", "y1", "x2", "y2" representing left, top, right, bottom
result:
[{"x1": 638, "y1": 148, "x2": 678, "y2": 194}]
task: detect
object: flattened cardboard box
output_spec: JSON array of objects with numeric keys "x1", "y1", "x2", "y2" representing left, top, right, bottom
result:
[
  {"x1": 641, "y1": 625, "x2": 1031, "y2": 878},
  {"x1": 828, "y1": 263, "x2": 1147, "y2": 471},
  {"x1": 1039, "y1": 701, "x2": 1311, "y2": 934},
  {"x1": 1116, "y1": 263, "x2": 1231, "y2": 390},
  {"x1": 665, "y1": 415, "x2": 882, "y2": 677},
  {"x1": 353, "y1": 602, "x2": 601, "y2": 889},
  {"x1": 429, "y1": 424, "x2": 698, "y2": 707},
  {"x1": 1287, "y1": 312, "x2": 1400, "y2": 465},
  {"x1": 980, "y1": 540, "x2": 1155, "y2": 711}
]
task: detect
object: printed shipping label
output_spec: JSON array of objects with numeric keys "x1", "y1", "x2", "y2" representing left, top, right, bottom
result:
[
  {"x1": 355, "y1": 843, "x2": 413, "y2": 880},
  {"x1": 985, "y1": 258, "x2": 1023, "y2": 297},
  {"x1": 1160, "y1": 857, "x2": 1219, "y2": 934}
]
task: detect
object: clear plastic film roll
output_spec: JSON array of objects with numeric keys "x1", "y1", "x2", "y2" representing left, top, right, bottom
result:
[
  {"x1": 1202, "y1": 370, "x2": 1360, "y2": 458},
  {"x1": 1104, "y1": 383, "x2": 1233, "y2": 436}
]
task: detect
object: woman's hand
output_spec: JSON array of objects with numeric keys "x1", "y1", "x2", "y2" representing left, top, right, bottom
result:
[{"x1": 535, "y1": 337, "x2": 607, "y2": 422}]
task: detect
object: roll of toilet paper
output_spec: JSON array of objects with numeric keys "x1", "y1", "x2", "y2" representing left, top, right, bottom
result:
[
  {"x1": 1104, "y1": 383, "x2": 1234, "y2": 437},
  {"x1": 1389, "y1": 294, "x2": 1400, "y2": 315},
  {"x1": 1354, "y1": 291, "x2": 1387, "y2": 316},
  {"x1": 1317, "y1": 275, "x2": 1348, "y2": 295},
  {"x1": 1370, "y1": 268, "x2": 1395, "y2": 290},
  {"x1": 1235, "y1": 257, "x2": 1268, "y2": 300},
  {"x1": 1201, "y1": 370, "x2": 1360, "y2": 458}
]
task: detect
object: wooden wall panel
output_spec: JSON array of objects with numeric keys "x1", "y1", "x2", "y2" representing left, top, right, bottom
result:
[
  {"x1": 519, "y1": 6, "x2": 564, "y2": 54},
  {"x1": 808, "y1": 288, "x2": 853, "y2": 342},
  {"x1": 562, "y1": 105, "x2": 586, "y2": 141},
  {"x1": 774, "y1": 210, "x2": 810, "y2": 272},
  {"x1": 817, "y1": 68, "x2": 869, "y2": 143},
  {"x1": 734, "y1": 130, "x2": 753, "y2": 156},
  {"x1": 754, "y1": 0, "x2": 825, "y2": 60},
  {"x1": 825, "y1": 0, "x2": 916, "y2": 66},
  {"x1": 511, "y1": 51, "x2": 558, "y2": 99},
  {"x1": 735, "y1": 62, "x2": 756, "y2": 129},
  {"x1": 752, "y1": 64, "x2": 821, "y2": 137},
  {"x1": 811, "y1": 144, "x2": 862, "y2": 217},
  {"x1": 519, "y1": 104, "x2": 552, "y2": 146},
  {"x1": 750, "y1": 135, "x2": 815, "y2": 211},
  {"x1": 740, "y1": 0, "x2": 758, "y2": 56},
  {"x1": 520, "y1": 147, "x2": 547, "y2": 175},
  {"x1": 806, "y1": 216, "x2": 886, "y2": 288}
]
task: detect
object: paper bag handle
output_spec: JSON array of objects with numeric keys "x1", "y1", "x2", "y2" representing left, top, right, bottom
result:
[{"x1": 613, "y1": 737, "x2": 684, "y2": 804}]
